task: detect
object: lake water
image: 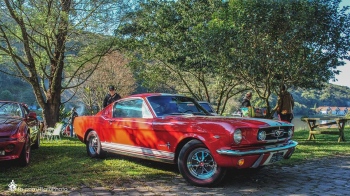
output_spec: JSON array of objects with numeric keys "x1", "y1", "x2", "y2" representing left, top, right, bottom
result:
[
  {"x1": 290, "y1": 115, "x2": 349, "y2": 130},
  {"x1": 291, "y1": 116, "x2": 308, "y2": 130}
]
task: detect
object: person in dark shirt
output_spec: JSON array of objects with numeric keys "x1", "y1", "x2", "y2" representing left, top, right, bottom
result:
[
  {"x1": 69, "y1": 107, "x2": 78, "y2": 137},
  {"x1": 241, "y1": 92, "x2": 252, "y2": 107},
  {"x1": 103, "y1": 85, "x2": 121, "y2": 108},
  {"x1": 241, "y1": 92, "x2": 254, "y2": 117},
  {"x1": 276, "y1": 85, "x2": 294, "y2": 123}
]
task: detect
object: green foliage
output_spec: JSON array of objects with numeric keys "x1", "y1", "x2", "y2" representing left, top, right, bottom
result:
[
  {"x1": 292, "y1": 84, "x2": 350, "y2": 115},
  {"x1": 214, "y1": 0, "x2": 350, "y2": 116},
  {"x1": 117, "y1": 0, "x2": 248, "y2": 114},
  {"x1": 0, "y1": 0, "x2": 128, "y2": 127},
  {"x1": 117, "y1": 0, "x2": 350, "y2": 116}
]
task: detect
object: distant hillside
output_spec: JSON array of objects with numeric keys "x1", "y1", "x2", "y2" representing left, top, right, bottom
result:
[
  {"x1": 291, "y1": 84, "x2": 350, "y2": 115},
  {"x1": 0, "y1": 72, "x2": 37, "y2": 105}
]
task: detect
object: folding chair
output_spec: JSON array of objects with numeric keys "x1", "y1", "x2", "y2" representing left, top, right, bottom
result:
[{"x1": 46, "y1": 122, "x2": 63, "y2": 141}]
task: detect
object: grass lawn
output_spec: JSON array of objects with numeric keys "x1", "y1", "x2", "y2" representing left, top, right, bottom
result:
[{"x1": 1, "y1": 129, "x2": 349, "y2": 193}]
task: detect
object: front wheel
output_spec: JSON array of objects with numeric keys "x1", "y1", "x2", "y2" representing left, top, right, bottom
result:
[
  {"x1": 86, "y1": 131, "x2": 105, "y2": 158},
  {"x1": 17, "y1": 134, "x2": 31, "y2": 167},
  {"x1": 178, "y1": 140, "x2": 226, "y2": 187},
  {"x1": 32, "y1": 130, "x2": 40, "y2": 149}
]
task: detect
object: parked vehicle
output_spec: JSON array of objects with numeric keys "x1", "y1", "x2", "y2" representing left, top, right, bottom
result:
[
  {"x1": 197, "y1": 101, "x2": 218, "y2": 115},
  {"x1": 74, "y1": 93, "x2": 297, "y2": 186},
  {"x1": 0, "y1": 101, "x2": 40, "y2": 166}
]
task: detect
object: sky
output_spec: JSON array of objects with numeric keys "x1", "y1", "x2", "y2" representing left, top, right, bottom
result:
[{"x1": 329, "y1": 0, "x2": 350, "y2": 87}]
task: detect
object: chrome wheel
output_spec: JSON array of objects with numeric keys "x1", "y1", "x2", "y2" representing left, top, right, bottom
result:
[
  {"x1": 88, "y1": 135, "x2": 98, "y2": 155},
  {"x1": 18, "y1": 134, "x2": 31, "y2": 166},
  {"x1": 186, "y1": 148, "x2": 217, "y2": 180},
  {"x1": 178, "y1": 140, "x2": 226, "y2": 186},
  {"x1": 86, "y1": 131, "x2": 105, "y2": 158}
]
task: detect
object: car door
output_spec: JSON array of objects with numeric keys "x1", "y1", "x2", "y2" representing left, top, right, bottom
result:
[{"x1": 103, "y1": 98, "x2": 154, "y2": 153}]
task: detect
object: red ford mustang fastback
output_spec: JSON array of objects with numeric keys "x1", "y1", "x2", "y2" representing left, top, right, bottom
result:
[{"x1": 74, "y1": 93, "x2": 297, "y2": 186}]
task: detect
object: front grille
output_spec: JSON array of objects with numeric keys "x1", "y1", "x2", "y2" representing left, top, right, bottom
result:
[{"x1": 258, "y1": 126, "x2": 292, "y2": 142}]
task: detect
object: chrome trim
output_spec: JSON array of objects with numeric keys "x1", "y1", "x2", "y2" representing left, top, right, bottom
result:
[
  {"x1": 264, "y1": 138, "x2": 291, "y2": 143},
  {"x1": 101, "y1": 142, "x2": 175, "y2": 163},
  {"x1": 216, "y1": 140, "x2": 298, "y2": 156}
]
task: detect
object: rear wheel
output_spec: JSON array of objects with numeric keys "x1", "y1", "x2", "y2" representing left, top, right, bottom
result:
[
  {"x1": 17, "y1": 134, "x2": 31, "y2": 167},
  {"x1": 86, "y1": 131, "x2": 105, "y2": 158},
  {"x1": 178, "y1": 140, "x2": 226, "y2": 187},
  {"x1": 32, "y1": 130, "x2": 40, "y2": 149}
]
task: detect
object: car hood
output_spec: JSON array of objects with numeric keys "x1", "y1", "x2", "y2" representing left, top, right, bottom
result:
[
  {"x1": 0, "y1": 116, "x2": 21, "y2": 137},
  {"x1": 165, "y1": 115, "x2": 292, "y2": 129},
  {"x1": 208, "y1": 116, "x2": 291, "y2": 128}
]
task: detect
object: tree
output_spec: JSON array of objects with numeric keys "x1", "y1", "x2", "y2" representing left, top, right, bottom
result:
[
  {"x1": 117, "y1": 0, "x2": 247, "y2": 115},
  {"x1": 75, "y1": 51, "x2": 136, "y2": 114},
  {"x1": 212, "y1": 0, "x2": 350, "y2": 117},
  {"x1": 0, "y1": 0, "x2": 128, "y2": 127}
]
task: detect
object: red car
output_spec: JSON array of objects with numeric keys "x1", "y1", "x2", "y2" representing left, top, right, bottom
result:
[
  {"x1": 74, "y1": 93, "x2": 297, "y2": 186},
  {"x1": 0, "y1": 101, "x2": 40, "y2": 166}
]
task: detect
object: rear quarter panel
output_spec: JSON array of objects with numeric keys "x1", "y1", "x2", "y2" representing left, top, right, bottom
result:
[{"x1": 73, "y1": 115, "x2": 105, "y2": 143}]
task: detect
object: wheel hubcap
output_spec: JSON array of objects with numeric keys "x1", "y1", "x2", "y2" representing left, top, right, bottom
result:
[
  {"x1": 89, "y1": 135, "x2": 98, "y2": 154},
  {"x1": 186, "y1": 148, "x2": 217, "y2": 179}
]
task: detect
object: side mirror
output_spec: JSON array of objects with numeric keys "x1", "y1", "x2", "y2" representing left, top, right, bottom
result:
[{"x1": 28, "y1": 111, "x2": 37, "y2": 119}]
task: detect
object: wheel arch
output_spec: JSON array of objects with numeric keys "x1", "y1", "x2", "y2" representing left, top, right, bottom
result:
[
  {"x1": 174, "y1": 137, "x2": 204, "y2": 164},
  {"x1": 83, "y1": 129, "x2": 96, "y2": 143}
]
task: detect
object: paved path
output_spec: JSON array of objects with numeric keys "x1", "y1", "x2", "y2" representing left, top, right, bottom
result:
[{"x1": 4, "y1": 155, "x2": 350, "y2": 195}]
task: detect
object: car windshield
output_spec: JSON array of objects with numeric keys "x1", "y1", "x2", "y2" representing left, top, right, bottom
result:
[
  {"x1": 0, "y1": 102, "x2": 22, "y2": 117},
  {"x1": 147, "y1": 95, "x2": 209, "y2": 117},
  {"x1": 199, "y1": 102, "x2": 214, "y2": 113}
]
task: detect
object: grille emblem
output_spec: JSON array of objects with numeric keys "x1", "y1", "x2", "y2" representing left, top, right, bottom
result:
[{"x1": 274, "y1": 130, "x2": 284, "y2": 137}]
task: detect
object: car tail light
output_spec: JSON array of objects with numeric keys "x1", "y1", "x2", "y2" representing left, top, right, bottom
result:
[
  {"x1": 5, "y1": 144, "x2": 15, "y2": 152},
  {"x1": 233, "y1": 129, "x2": 242, "y2": 144}
]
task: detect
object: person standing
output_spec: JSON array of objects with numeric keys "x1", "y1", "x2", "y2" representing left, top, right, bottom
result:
[
  {"x1": 103, "y1": 85, "x2": 121, "y2": 108},
  {"x1": 69, "y1": 107, "x2": 78, "y2": 137},
  {"x1": 276, "y1": 85, "x2": 294, "y2": 123},
  {"x1": 242, "y1": 92, "x2": 252, "y2": 107},
  {"x1": 241, "y1": 92, "x2": 254, "y2": 117}
]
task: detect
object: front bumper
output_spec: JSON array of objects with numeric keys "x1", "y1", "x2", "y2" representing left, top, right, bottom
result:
[
  {"x1": 0, "y1": 138, "x2": 24, "y2": 161},
  {"x1": 216, "y1": 140, "x2": 298, "y2": 156}
]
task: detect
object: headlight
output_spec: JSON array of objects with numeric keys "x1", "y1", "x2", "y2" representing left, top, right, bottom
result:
[
  {"x1": 233, "y1": 129, "x2": 242, "y2": 144},
  {"x1": 288, "y1": 128, "x2": 293, "y2": 137},
  {"x1": 258, "y1": 130, "x2": 266, "y2": 141}
]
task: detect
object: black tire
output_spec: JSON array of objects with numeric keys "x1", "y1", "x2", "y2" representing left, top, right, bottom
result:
[
  {"x1": 17, "y1": 134, "x2": 31, "y2": 167},
  {"x1": 32, "y1": 131, "x2": 40, "y2": 149},
  {"x1": 178, "y1": 140, "x2": 227, "y2": 187},
  {"x1": 86, "y1": 131, "x2": 105, "y2": 158}
]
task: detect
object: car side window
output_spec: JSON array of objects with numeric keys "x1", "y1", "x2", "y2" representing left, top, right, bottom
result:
[{"x1": 113, "y1": 99, "x2": 152, "y2": 118}]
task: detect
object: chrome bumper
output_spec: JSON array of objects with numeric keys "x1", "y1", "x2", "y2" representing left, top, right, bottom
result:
[{"x1": 216, "y1": 140, "x2": 298, "y2": 156}]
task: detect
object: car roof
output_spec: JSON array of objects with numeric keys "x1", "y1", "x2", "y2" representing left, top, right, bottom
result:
[
  {"x1": 0, "y1": 101, "x2": 28, "y2": 108},
  {"x1": 0, "y1": 100, "x2": 23, "y2": 105},
  {"x1": 128, "y1": 93, "x2": 184, "y2": 99}
]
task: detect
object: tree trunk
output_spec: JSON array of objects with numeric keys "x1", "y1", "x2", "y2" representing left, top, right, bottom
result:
[{"x1": 43, "y1": 93, "x2": 61, "y2": 127}]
